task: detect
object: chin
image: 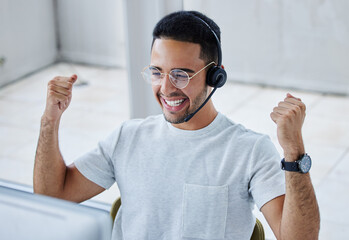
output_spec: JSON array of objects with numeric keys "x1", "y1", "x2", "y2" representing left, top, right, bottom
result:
[
  {"x1": 162, "y1": 106, "x2": 195, "y2": 124},
  {"x1": 162, "y1": 112, "x2": 187, "y2": 124}
]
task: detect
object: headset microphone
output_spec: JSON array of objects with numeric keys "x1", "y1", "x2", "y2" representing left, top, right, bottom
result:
[
  {"x1": 184, "y1": 15, "x2": 227, "y2": 122},
  {"x1": 184, "y1": 86, "x2": 218, "y2": 122}
]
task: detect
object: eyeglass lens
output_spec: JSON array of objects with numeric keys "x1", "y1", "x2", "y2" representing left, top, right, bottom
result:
[{"x1": 142, "y1": 67, "x2": 189, "y2": 89}]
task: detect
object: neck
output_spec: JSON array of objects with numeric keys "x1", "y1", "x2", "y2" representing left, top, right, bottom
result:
[{"x1": 171, "y1": 100, "x2": 218, "y2": 130}]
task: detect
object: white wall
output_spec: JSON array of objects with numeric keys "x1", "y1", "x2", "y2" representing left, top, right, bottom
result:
[
  {"x1": 2, "y1": 1, "x2": 347, "y2": 95},
  {"x1": 184, "y1": 0, "x2": 349, "y2": 95},
  {"x1": 0, "y1": 0, "x2": 57, "y2": 87},
  {"x1": 123, "y1": 0, "x2": 183, "y2": 118},
  {"x1": 56, "y1": 0, "x2": 125, "y2": 67}
]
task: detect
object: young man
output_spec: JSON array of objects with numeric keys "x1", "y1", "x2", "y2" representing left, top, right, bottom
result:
[{"x1": 34, "y1": 11, "x2": 320, "y2": 239}]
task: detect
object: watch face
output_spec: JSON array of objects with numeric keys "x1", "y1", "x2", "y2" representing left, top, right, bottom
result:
[{"x1": 299, "y1": 155, "x2": 312, "y2": 173}]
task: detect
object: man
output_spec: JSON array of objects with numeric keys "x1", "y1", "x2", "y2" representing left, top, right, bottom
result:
[{"x1": 34, "y1": 11, "x2": 320, "y2": 239}]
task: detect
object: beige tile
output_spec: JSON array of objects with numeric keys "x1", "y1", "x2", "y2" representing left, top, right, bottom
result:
[
  {"x1": 0, "y1": 124, "x2": 38, "y2": 156},
  {"x1": 58, "y1": 120, "x2": 124, "y2": 164},
  {"x1": 303, "y1": 115, "x2": 349, "y2": 149},
  {"x1": 236, "y1": 87, "x2": 320, "y2": 111},
  {"x1": 310, "y1": 95, "x2": 349, "y2": 122},
  {"x1": 0, "y1": 157, "x2": 34, "y2": 185},
  {"x1": 213, "y1": 82, "x2": 261, "y2": 115},
  {"x1": 225, "y1": 86, "x2": 322, "y2": 137},
  {"x1": 0, "y1": 99, "x2": 44, "y2": 130},
  {"x1": 4, "y1": 141, "x2": 38, "y2": 164},
  {"x1": 0, "y1": 64, "x2": 63, "y2": 101},
  {"x1": 54, "y1": 62, "x2": 102, "y2": 80},
  {"x1": 319, "y1": 220, "x2": 349, "y2": 240},
  {"x1": 70, "y1": 84, "x2": 129, "y2": 116},
  {"x1": 316, "y1": 152, "x2": 349, "y2": 226},
  {"x1": 307, "y1": 145, "x2": 347, "y2": 186}
]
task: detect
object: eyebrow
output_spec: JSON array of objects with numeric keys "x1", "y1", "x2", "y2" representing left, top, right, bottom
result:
[{"x1": 151, "y1": 65, "x2": 195, "y2": 74}]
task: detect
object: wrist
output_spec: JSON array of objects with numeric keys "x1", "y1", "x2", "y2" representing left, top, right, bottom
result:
[
  {"x1": 41, "y1": 115, "x2": 61, "y2": 130},
  {"x1": 283, "y1": 148, "x2": 305, "y2": 162}
]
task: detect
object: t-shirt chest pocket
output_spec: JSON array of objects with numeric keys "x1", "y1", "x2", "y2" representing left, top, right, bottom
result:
[{"x1": 182, "y1": 184, "x2": 228, "y2": 239}]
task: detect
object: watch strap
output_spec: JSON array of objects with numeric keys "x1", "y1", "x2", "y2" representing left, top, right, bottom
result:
[{"x1": 281, "y1": 158, "x2": 299, "y2": 172}]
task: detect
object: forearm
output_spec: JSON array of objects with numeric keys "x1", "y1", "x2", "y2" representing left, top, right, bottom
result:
[
  {"x1": 280, "y1": 169, "x2": 320, "y2": 239},
  {"x1": 33, "y1": 117, "x2": 67, "y2": 197},
  {"x1": 270, "y1": 94, "x2": 320, "y2": 239}
]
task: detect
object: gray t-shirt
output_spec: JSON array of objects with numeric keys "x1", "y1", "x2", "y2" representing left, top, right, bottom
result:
[{"x1": 75, "y1": 113, "x2": 285, "y2": 239}]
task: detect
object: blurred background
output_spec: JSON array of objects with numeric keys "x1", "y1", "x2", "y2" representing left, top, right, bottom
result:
[{"x1": 0, "y1": 0, "x2": 348, "y2": 239}]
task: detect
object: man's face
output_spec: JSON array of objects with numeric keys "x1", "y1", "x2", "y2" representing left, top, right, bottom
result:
[{"x1": 150, "y1": 39, "x2": 208, "y2": 124}]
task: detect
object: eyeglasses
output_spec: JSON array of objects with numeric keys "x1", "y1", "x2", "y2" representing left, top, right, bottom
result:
[{"x1": 141, "y1": 61, "x2": 215, "y2": 89}]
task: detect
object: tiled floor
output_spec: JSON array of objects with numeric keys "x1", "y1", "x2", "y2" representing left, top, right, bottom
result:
[{"x1": 1, "y1": 62, "x2": 348, "y2": 239}]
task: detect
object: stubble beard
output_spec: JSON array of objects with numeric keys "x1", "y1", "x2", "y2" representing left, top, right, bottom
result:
[{"x1": 163, "y1": 85, "x2": 208, "y2": 124}]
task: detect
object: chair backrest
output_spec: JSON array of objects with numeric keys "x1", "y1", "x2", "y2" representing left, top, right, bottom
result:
[
  {"x1": 110, "y1": 197, "x2": 265, "y2": 240},
  {"x1": 110, "y1": 197, "x2": 121, "y2": 222},
  {"x1": 250, "y1": 218, "x2": 265, "y2": 240}
]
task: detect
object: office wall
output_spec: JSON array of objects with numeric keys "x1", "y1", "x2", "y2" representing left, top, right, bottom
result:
[
  {"x1": 56, "y1": 0, "x2": 125, "y2": 67},
  {"x1": 2, "y1": 0, "x2": 347, "y2": 95},
  {"x1": 0, "y1": 0, "x2": 57, "y2": 87},
  {"x1": 184, "y1": 0, "x2": 349, "y2": 95}
]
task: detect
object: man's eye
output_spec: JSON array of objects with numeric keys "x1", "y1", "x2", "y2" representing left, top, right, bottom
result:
[
  {"x1": 149, "y1": 68, "x2": 161, "y2": 76},
  {"x1": 172, "y1": 71, "x2": 187, "y2": 79},
  {"x1": 151, "y1": 71, "x2": 161, "y2": 76}
]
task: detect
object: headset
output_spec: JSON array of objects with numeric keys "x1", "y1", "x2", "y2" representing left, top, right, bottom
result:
[{"x1": 184, "y1": 15, "x2": 227, "y2": 122}]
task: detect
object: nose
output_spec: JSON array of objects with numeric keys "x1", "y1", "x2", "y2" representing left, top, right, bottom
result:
[{"x1": 160, "y1": 73, "x2": 177, "y2": 95}]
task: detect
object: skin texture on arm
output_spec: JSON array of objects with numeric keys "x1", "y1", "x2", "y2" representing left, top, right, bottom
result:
[
  {"x1": 262, "y1": 93, "x2": 320, "y2": 240},
  {"x1": 33, "y1": 75, "x2": 104, "y2": 202}
]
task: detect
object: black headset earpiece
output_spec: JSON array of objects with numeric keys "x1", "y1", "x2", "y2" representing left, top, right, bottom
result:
[{"x1": 206, "y1": 65, "x2": 227, "y2": 88}]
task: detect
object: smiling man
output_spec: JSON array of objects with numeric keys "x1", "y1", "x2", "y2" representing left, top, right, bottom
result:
[{"x1": 34, "y1": 11, "x2": 320, "y2": 240}]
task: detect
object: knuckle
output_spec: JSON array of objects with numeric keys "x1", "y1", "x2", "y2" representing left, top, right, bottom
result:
[
  {"x1": 48, "y1": 84, "x2": 55, "y2": 91},
  {"x1": 48, "y1": 91, "x2": 55, "y2": 97},
  {"x1": 292, "y1": 105, "x2": 300, "y2": 113},
  {"x1": 53, "y1": 76, "x2": 61, "y2": 82},
  {"x1": 48, "y1": 79, "x2": 55, "y2": 86},
  {"x1": 284, "y1": 112, "x2": 292, "y2": 118}
]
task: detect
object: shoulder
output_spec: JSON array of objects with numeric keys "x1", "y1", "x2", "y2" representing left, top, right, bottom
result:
[
  {"x1": 219, "y1": 113, "x2": 266, "y2": 143},
  {"x1": 121, "y1": 114, "x2": 164, "y2": 129},
  {"x1": 217, "y1": 114, "x2": 278, "y2": 157},
  {"x1": 118, "y1": 114, "x2": 166, "y2": 136}
]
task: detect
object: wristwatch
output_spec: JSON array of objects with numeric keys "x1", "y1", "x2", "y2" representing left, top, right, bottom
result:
[{"x1": 280, "y1": 154, "x2": 312, "y2": 173}]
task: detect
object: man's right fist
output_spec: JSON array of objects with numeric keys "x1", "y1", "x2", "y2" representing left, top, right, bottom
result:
[{"x1": 43, "y1": 75, "x2": 77, "y2": 122}]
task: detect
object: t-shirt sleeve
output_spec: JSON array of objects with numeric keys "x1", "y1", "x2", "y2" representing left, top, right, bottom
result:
[
  {"x1": 74, "y1": 127, "x2": 122, "y2": 190},
  {"x1": 249, "y1": 135, "x2": 285, "y2": 210}
]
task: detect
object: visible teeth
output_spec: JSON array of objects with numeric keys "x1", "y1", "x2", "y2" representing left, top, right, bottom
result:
[{"x1": 165, "y1": 99, "x2": 185, "y2": 107}]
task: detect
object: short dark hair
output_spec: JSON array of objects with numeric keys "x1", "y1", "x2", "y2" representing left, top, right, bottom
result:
[{"x1": 152, "y1": 11, "x2": 221, "y2": 64}]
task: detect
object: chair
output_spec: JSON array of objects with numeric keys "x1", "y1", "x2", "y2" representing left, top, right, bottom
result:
[
  {"x1": 250, "y1": 218, "x2": 265, "y2": 240},
  {"x1": 110, "y1": 197, "x2": 121, "y2": 222},
  {"x1": 110, "y1": 197, "x2": 264, "y2": 240}
]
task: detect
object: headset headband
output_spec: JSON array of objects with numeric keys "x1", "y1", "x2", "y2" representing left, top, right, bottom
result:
[{"x1": 192, "y1": 15, "x2": 222, "y2": 67}]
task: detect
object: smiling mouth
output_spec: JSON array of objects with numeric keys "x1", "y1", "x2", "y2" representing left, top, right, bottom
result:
[
  {"x1": 160, "y1": 96, "x2": 188, "y2": 112},
  {"x1": 164, "y1": 99, "x2": 185, "y2": 107}
]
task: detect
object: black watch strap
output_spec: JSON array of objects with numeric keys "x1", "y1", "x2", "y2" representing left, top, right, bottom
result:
[
  {"x1": 280, "y1": 158, "x2": 299, "y2": 172},
  {"x1": 281, "y1": 154, "x2": 311, "y2": 173}
]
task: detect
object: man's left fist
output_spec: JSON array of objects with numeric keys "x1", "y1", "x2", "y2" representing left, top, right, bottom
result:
[{"x1": 270, "y1": 93, "x2": 306, "y2": 161}]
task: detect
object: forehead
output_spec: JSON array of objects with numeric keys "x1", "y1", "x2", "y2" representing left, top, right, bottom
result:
[{"x1": 150, "y1": 39, "x2": 204, "y2": 67}]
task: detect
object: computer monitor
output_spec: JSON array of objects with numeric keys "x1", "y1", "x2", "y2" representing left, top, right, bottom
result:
[{"x1": 0, "y1": 182, "x2": 112, "y2": 240}]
